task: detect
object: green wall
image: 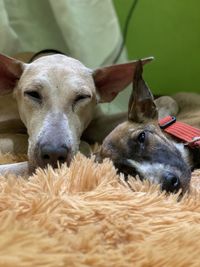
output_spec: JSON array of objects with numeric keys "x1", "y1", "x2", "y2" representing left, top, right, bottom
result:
[{"x1": 113, "y1": 0, "x2": 200, "y2": 95}]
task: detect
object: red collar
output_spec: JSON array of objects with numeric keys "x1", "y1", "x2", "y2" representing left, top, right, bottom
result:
[{"x1": 159, "y1": 116, "x2": 200, "y2": 148}]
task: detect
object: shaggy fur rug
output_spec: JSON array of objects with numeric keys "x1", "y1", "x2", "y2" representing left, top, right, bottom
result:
[{"x1": 0, "y1": 152, "x2": 200, "y2": 267}]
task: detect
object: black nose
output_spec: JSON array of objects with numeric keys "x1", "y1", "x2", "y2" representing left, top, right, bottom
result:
[
  {"x1": 40, "y1": 144, "x2": 71, "y2": 168},
  {"x1": 162, "y1": 173, "x2": 180, "y2": 193}
]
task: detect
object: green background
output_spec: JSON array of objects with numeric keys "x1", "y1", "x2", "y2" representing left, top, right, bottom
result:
[{"x1": 113, "y1": 0, "x2": 200, "y2": 95}]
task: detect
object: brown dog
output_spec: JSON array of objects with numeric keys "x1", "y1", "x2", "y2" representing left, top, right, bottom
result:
[{"x1": 96, "y1": 61, "x2": 199, "y2": 194}]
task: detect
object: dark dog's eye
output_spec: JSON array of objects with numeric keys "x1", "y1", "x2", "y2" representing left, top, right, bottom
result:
[
  {"x1": 24, "y1": 91, "x2": 42, "y2": 103},
  {"x1": 137, "y1": 131, "x2": 146, "y2": 143}
]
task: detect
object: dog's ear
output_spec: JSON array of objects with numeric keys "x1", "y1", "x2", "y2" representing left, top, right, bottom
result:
[
  {"x1": 0, "y1": 53, "x2": 24, "y2": 95},
  {"x1": 128, "y1": 60, "x2": 158, "y2": 123},
  {"x1": 93, "y1": 57, "x2": 153, "y2": 103}
]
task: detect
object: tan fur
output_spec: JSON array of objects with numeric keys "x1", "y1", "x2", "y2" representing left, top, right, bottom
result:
[
  {"x1": 173, "y1": 92, "x2": 200, "y2": 127},
  {"x1": 0, "y1": 152, "x2": 200, "y2": 266},
  {"x1": 155, "y1": 92, "x2": 200, "y2": 127}
]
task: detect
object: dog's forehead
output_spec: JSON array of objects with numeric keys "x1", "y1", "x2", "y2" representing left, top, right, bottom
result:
[
  {"x1": 103, "y1": 121, "x2": 134, "y2": 151},
  {"x1": 32, "y1": 54, "x2": 89, "y2": 71},
  {"x1": 111, "y1": 121, "x2": 159, "y2": 138},
  {"x1": 114, "y1": 121, "x2": 136, "y2": 136},
  {"x1": 102, "y1": 121, "x2": 168, "y2": 157},
  {"x1": 20, "y1": 55, "x2": 95, "y2": 91}
]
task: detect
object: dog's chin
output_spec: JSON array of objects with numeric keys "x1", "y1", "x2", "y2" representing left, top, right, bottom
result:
[
  {"x1": 27, "y1": 155, "x2": 73, "y2": 174},
  {"x1": 27, "y1": 161, "x2": 37, "y2": 175}
]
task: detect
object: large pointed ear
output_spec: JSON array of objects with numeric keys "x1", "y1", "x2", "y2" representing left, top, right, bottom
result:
[
  {"x1": 128, "y1": 60, "x2": 158, "y2": 123},
  {"x1": 0, "y1": 53, "x2": 24, "y2": 95},
  {"x1": 93, "y1": 57, "x2": 153, "y2": 103}
]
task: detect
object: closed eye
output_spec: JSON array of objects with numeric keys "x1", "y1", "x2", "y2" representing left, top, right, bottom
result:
[
  {"x1": 75, "y1": 94, "x2": 91, "y2": 102},
  {"x1": 73, "y1": 94, "x2": 91, "y2": 111},
  {"x1": 24, "y1": 90, "x2": 42, "y2": 103}
]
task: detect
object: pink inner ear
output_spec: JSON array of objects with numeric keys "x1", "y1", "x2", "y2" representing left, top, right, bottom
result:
[
  {"x1": 93, "y1": 58, "x2": 153, "y2": 103},
  {"x1": 0, "y1": 65, "x2": 18, "y2": 91},
  {"x1": 0, "y1": 54, "x2": 23, "y2": 95},
  {"x1": 93, "y1": 63, "x2": 136, "y2": 103}
]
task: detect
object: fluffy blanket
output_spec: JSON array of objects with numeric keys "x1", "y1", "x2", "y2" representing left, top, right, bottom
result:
[{"x1": 0, "y1": 152, "x2": 200, "y2": 267}]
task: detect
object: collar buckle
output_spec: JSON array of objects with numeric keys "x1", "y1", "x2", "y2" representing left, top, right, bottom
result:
[{"x1": 159, "y1": 116, "x2": 176, "y2": 129}]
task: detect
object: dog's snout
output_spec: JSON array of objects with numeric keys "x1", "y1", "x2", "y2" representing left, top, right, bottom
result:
[
  {"x1": 40, "y1": 144, "x2": 71, "y2": 168},
  {"x1": 162, "y1": 173, "x2": 180, "y2": 193}
]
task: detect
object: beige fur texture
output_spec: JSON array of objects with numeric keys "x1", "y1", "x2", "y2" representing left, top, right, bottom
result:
[{"x1": 0, "y1": 152, "x2": 199, "y2": 267}]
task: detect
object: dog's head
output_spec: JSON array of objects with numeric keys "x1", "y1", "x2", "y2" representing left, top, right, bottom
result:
[
  {"x1": 0, "y1": 53, "x2": 152, "y2": 171},
  {"x1": 96, "y1": 61, "x2": 191, "y2": 193}
]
